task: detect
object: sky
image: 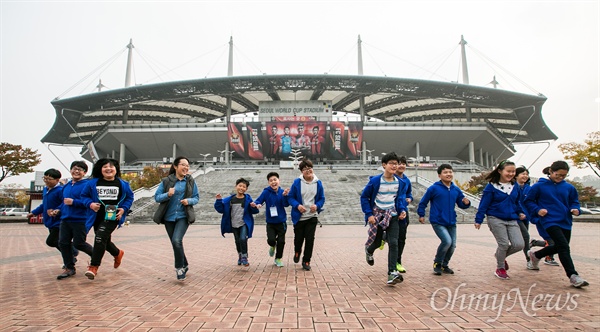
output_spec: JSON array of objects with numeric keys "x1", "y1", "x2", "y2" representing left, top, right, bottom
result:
[{"x1": 1, "y1": 0, "x2": 599, "y2": 187}]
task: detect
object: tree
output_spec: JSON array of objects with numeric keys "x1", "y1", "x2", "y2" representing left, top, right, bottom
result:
[
  {"x1": 463, "y1": 171, "x2": 490, "y2": 196},
  {"x1": 567, "y1": 180, "x2": 599, "y2": 206},
  {"x1": 122, "y1": 165, "x2": 168, "y2": 191},
  {"x1": 0, "y1": 142, "x2": 42, "y2": 183},
  {"x1": 558, "y1": 131, "x2": 600, "y2": 178}
]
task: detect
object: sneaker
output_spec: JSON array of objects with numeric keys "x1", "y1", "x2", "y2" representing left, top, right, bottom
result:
[
  {"x1": 365, "y1": 247, "x2": 374, "y2": 266},
  {"x1": 176, "y1": 268, "x2": 186, "y2": 281},
  {"x1": 268, "y1": 246, "x2": 276, "y2": 257},
  {"x1": 526, "y1": 261, "x2": 535, "y2": 270},
  {"x1": 241, "y1": 256, "x2": 249, "y2": 267},
  {"x1": 570, "y1": 274, "x2": 589, "y2": 288},
  {"x1": 504, "y1": 260, "x2": 509, "y2": 271},
  {"x1": 73, "y1": 255, "x2": 78, "y2": 265},
  {"x1": 528, "y1": 250, "x2": 540, "y2": 270},
  {"x1": 85, "y1": 265, "x2": 98, "y2": 280},
  {"x1": 183, "y1": 265, "x2": 189, "y2": 274},
  {"x1": 237, "y1": 254, "x2": 242, "y2": 266},
  {"x1": 442, "y1": 266, "x2": 454, "y2": 274},
  {"x1": 57, "y1": 268, "x2": 76, "y2": 280},
  {"x1": 495, "y1": 268, "x2": 510, "y2": 280},
  {"x1": 302, "y1": 261, "x2": 311, "y2": 271},
  {"x1": 545, "y1": 258, "x2": 560, "y2": 266},
  {"x1": 396, "y1": 263, "x2": 406, "y2": 273},
  {"x1": 379, "y1": 240, "x2": 385, "y2": 250},
  {"x1": 433, "y1": 263, "x2": 442, "y2": 275},
  {"x1": 274, "y1": 258, "x2": 284, "y2": 267},
  {"x1": 113, "y1": 250, "x2": 124, "y2": 269},
  {"x1": 293, "y1": 252, "x2": 300, "y2": 264},
  {"x1": 387, "y1": 271, "x2": 403, "y2": 285}
]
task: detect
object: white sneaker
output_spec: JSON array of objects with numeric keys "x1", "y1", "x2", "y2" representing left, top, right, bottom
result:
[
  {"x1": 526, "y1": 261, "x2": 535, "y2": 270},
  {"x1": 570, "y1": 274, "x2": 589, "y2": 288},
  {"x1": 527, "y1": 250, "x2": 540, "y2": 270}
]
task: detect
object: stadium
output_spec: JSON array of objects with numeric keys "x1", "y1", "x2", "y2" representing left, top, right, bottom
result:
[{"x1": 38, "y1": 36, "x2": 557, "y2": 221}]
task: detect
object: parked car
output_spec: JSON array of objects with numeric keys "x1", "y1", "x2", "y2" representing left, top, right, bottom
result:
[
  {"x1": 579, "y1": 207, "x2": 598, "y2": 215},
  {"x1": 1, "y1": 208, "x2": 28, "y2": 217},
  {"x1": 589, "y1": 208, "x2": 600, "y2": 213}
]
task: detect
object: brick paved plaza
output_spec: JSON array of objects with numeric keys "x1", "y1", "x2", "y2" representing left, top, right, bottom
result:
[{"x1": 1, "y1": 222, "x2": 598, "y2": 331}]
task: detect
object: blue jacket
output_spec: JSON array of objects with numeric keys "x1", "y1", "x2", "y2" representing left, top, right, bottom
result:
[
  {"x1": 58, "y1": 179, "x2": 95, "y2": 231},
  {"x1": 475, "y1": 183, "x2": 523, "y2": 224},
  {"x1": 286, "y1": 177, "x2": 325, "y2": 225},
  {"x1": 417, "y1": 181, "x2": 470, "y2": 226},
  {"x1": 397, "y1": 173, "x2": 413, "y2": 203},
  {"x1": 31, "y1": 184, "x2": 63, "y2": 229},
  {"x1": 360, "y1": 173, "x2": 407, "y2": 223},
  {"x1": 253, "y1": 186, "x2": 289, "y2": 224},
  {"x1": 523, "y1": 177, "x2": 580, "y2": 230},
  {"x1": 81, "y1": 178, "x2": 135, "y2": 227},
  {"x1": 215, "y1": 194, "x2": 259, "y2": 237}
]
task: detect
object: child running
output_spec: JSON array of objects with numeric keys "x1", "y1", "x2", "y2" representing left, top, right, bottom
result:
[
  {"x1": 418, "y1": 164, "x2": 470, "y2": 276},
  {"x1": 474, "y1": 160, "x2": 525, "y2": 280},
  {"x1": 524, "y1": 160, "x2": 589, "y2": 288},
  {"x1": 361, "y1": 152, "x2": 407, "y2": 285},
  {"x1": 286, "y1": 159, "x2": 325, "y2": 271},
  {"x1": 251, "y1": 172, "x2": 289, "y2": 267},
  {"x1": 214, "y1": 178, "x2": 259, "y2": 267}
]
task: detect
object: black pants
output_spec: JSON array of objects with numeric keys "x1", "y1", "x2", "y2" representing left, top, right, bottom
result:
[
  {"x1": 232, "y1": 224, "x2": 249, "y2": 256},
  {"x1": 90, "y1": 219, "x2": 120, "y2": 266},
  {"x1": 367, "y1": 215, "x2": 400, "y2": 273},
  {"x1": 294, "y1": 217, "x2": 319, "y2": 263},
  {"x1": 534, "y1": 226, "x2": 577, "y2": 277},
  {"x1": 59, "y1": 221, "x2": 93, "y2": 270},
  {"x1": 397, "y1": 213, "x2": 409, "y2": 264},
  {"x1": 266, "y1": 222, "x2": 286, "y2": 259},
  {"x1": 518, "y1": 220, "x2": 530, "y2": 261}
]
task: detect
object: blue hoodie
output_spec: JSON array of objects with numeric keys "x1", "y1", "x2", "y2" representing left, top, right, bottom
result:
[
  {"x1": 523, "y1": 177, "x2": 580, "y2": 230},
  {"x1": 58, "y1": 179, "x2": 95, "y2": 231},
  {"x1": 286, "y1": 176, "x2": 325, "y2": 225},
  {"x1": 417, "y1": 181, "x2": 470, "y2": 226},
  {"x1": 253, "y1": 186, "x2": 289, "y2": 224},
  {"x1": 215, "y1": 193, "x2": 259, "y2": 237},
  {"x1": 475, "y1": 183, "x2": 523, "y2": 224},
  {"x1": 81, "y1": 178, "x2": 135, "y2": 227},
  {"x1": 360, "y1": 173, "x2": 407, "y2": 223},
  {"x1": 31, "y1": 183, "x2": 63, "y2": 229}
]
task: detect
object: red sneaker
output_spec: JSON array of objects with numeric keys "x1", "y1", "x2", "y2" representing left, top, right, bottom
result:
[{"x1": 114, "y1": 250, "x2": 124, "y2": 268}]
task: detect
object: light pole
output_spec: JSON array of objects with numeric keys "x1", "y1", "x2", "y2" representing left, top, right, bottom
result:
[
  {"x1": 200, "y1": 153, "x2": 210, "y2": 182},
  {"x1": 289, "y1": 148, "x2": 303, "y2": 168},
  {"x1": 218, "y1": 150, "x2": 235, "y2": 165},
  {"x1": 408, "y1": 157, "x2": 419, "y2": 184}
]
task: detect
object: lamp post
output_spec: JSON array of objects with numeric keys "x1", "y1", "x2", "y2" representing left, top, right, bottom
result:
[
  {"x1": 289, "y1": 148, "x2": 303, "y2": 168},
  {"x1": 218, "y1": 150, "x2": 235, "y2": 165},
  {"x1": 199, "y1": 153, "x2": 211, "y2": 182},
  {"x1": 408, "y1": 157, "x2": 419, "y2": 184}
]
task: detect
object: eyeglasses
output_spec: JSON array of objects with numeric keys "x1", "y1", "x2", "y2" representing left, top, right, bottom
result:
[
  {"x1": 71, "y1": 167, "x2": 85, "y2": 172},
  {"x1": 302, "y1": 167, "x2": 313, "y2": 172},
  {"x1": 553, "y1": 172, "x2": 569, "y2": 178},
  {"x1": 43, "y1": 177, "x2": 59, "y2": 181},
  {"x1": 178, "y1": 164, "x2": 190, "y2": 168}
]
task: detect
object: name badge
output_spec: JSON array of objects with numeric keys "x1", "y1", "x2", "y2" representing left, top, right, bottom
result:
[
  {"x1": 105, "y1": 205, "x2": 117, "y2": 221},
  {"x1": 270, "y1": 206, "x2": 278, "y2": 217}
]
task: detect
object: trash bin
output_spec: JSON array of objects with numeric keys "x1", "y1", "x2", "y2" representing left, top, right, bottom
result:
[{"x1": 28, "y1": 215, "x2": 43, "y2": 224}]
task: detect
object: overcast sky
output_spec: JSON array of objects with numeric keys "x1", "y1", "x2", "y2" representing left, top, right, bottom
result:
[{"x1": 1, "y1": 0, "x2": 599, "y2": 187}]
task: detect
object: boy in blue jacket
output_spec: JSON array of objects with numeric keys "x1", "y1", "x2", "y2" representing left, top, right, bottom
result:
[
  {"x1": 524, "y1": 161, "x2": 588, "y2": 288},
  {"x1": 286, "y1": 159, "x2": 325, "y2": 271},
  {"x1": 361, "y1": 152, "x2": 407, "y2": 285},
  {"x1": 53, "y1": 161, "x2": 95, "y2": 280},
  {"x1": 418, "y1": 164, "x2": 470, "y2": 276},
  {"x1": 214, "y1": 178, "x2": 259, "y2": 267},
  {"x1": 28, "y1": 169, "x2": 79, "y2": 264},
  {"x1": 251, "y1": 172, "x2": 289, "y2": 267}
]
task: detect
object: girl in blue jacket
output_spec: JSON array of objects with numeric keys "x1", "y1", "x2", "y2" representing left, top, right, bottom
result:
[
  {"x1": 524, "y1": 161, "x2": 588, "y2": 288},
  {"x1": 475, "y1": 160, "x2": 525, "y2": 280},
  {"x1": 214, "y1": 178, "x2": 259, "y2": 267},
  {"x1": 82, "y1": 158, "x2": 134, "y2": 280}
]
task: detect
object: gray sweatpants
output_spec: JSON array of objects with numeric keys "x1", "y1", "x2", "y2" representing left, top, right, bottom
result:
[{"x1": 487, "y1": 216, "x2": 525, "y2": 269}]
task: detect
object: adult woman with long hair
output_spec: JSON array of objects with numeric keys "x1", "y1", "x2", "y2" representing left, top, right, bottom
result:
[
  {"x1": 82, "y1": 158, "x2": 134, "y2": 280},
  {"x1": 524, "y1": 161, "x2": 588, "y2": 288},
  {"x1": 153, "y1": 156, "x2": 199, "y2": 281},
  {"x1": 474, "y1": 160, "x2": 525, "y2": 280}
]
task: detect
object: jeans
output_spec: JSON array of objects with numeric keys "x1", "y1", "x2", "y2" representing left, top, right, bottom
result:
[
  {"x1": 48, "y1": 227, "x2": 80, "y2": 258},
  {"x1": 266, "y1": 223, "x2": 286, "y2": 259},
  {"x1": 294, "y1": 217, "x2": 319, "y2": 263},
  {"x1": 535, "y1": 226, "x2": 577, "y2": 277},
  {"x1": 59, "y1": 221, "x2": 93, "y2": 270},
  {"x1": 431, "y1": 223, "x2": 456, "y2": 267},
  {"x1": 232, "y1": 224, "x2": 249, "y2": 256},
  {"x1": 164, "y1": 218, "x2": 189, "y2": 269},
  {"x1": 518, "y1": 220, "x2": 530, "y2": 261},
  {"x1": 487, "y1": 216, "x2": 525, "y2": 269},
  {"x1": 90, "y1": 219, "x2": 120, "y2": 266},
  {"x1": 397, "y1": 213, "x2": 409, "y2": 264},
  {"x1": 366, "y1": 215, "x2": 399, "y2": 273}
]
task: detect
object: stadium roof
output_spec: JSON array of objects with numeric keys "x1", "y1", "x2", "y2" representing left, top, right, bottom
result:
[{"x1": 43, "y1": 74, "x2": 556, "y2": 147}]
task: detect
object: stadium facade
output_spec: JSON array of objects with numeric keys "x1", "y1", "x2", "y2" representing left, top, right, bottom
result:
[{"x1": 42, "y1": 36, "x2": 556, "y2": 170}]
